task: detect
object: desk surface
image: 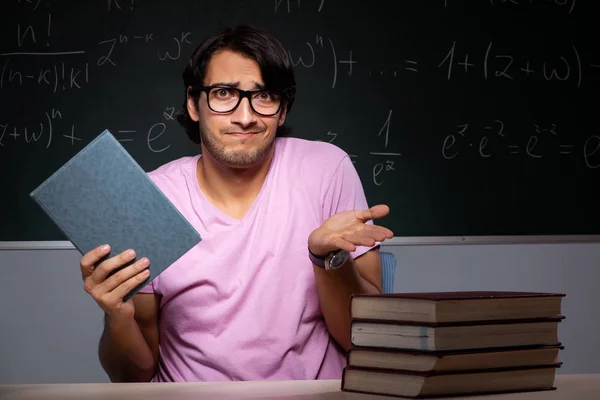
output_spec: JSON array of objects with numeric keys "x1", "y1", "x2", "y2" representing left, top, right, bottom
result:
[{"x1": 0, "y1": 374, "x2": 599, "y2": 400}]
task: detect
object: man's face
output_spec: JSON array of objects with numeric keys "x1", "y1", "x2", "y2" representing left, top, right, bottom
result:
[{"x1": 187, "y1": 49, "x2": 287, "y2": 169}]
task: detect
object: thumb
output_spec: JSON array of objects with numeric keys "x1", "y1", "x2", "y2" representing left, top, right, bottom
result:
[{"x1": 360, "y1": 204, "x2": 390, "y2": 221}]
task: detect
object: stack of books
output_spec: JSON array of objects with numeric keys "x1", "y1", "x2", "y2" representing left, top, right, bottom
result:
[{"x1": 341, "y1": 291, "x2": 565, "y2": 398}]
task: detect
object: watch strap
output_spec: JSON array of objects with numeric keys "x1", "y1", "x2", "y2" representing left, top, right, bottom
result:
[{"x1": 308, "y1": 248, "x2": 327, "y2": 268}]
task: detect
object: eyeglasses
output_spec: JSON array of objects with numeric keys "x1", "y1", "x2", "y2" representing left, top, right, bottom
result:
[{"x1": 197, "y1": 85, "x2": 283, "y2": 116}]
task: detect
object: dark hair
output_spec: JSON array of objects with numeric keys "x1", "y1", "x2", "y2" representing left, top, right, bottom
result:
[{"x1": 177, "y1": 25, "x2": 297, "y2": 144}]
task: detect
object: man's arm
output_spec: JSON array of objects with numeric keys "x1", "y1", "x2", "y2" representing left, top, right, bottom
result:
[
  {"x1": 312, "y1": 247, "x2": 383, "y2": 351},
  {"x1": 308, "y1": 204, "x2": 393, "y2": 351},
  {"x1": 98, "y1": 293, "x2": 160, "y2": 382}
]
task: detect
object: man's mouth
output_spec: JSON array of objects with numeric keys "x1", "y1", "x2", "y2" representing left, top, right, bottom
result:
[{"x1": 226, "y1": 131, "x2": 261, "y2": 137}]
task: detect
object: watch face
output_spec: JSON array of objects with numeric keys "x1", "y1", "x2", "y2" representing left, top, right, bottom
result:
[{"x1": 326, "y1": 250, "x2": 350, "y2": 270}]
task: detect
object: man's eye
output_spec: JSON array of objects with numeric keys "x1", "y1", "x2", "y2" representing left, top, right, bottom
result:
[{"x1": 254, "y1": 91, "x2": 272, "y2": 101}]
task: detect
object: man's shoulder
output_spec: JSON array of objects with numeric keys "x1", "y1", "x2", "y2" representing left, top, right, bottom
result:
[
  {"x1": 146, "y1": 155, "x2": 197, "y2": 186},
  {"x1": 277, "y1": 137, "x2": 349, "y2": 167},
  {"x1": 275, "y1": 137, "x2": 357, "y2": 199}
]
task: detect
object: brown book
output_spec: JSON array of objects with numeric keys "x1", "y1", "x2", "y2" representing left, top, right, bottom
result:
[
  {"x1": 350, "y1": 291, "x2": 565, "y2": 324},
  {"x1": 350, "y1": 317, "x2": 564, "y2": 351},
  {"x1": 341, "y1": 363, "x2": 561, "y2": 398},
  {"x1": 347, "y1": 344, "x2": 563, "y2": 372}
]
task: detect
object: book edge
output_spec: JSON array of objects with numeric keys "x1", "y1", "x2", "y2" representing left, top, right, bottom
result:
[
  {"x1": 342, "y1": 362, "x2": 563, "y2": 376},
  {"x1": 350, "y1": 315, "x2": 566, "y2": 327},
  {"x1": 340, "y1": 385, "x2": 557, "y2": 399},
  {"x1": 347, "y1": 343, "x2": 565, "y2": 355}
]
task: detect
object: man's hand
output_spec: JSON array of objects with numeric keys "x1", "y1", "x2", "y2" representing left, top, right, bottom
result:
[
  {"x1": 308, "y1": 204, "x2": 394, "y2": 256},
  {"x1": 80, "y1": 245, "x2": 151, "y2": 321}
]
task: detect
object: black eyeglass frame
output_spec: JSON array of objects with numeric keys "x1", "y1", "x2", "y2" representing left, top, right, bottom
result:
[{"x1": 195, "y1": 85, "x2": 284, "y2": 117}]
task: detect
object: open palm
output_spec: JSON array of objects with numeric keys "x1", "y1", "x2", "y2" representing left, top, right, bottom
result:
[{"x1": 308, "y1": 204, "x2": 394, "y2": 256}]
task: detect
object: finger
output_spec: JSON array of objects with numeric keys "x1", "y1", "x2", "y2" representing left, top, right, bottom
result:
[
  {"x1": 113, "y1": 269, "x2": 152, "y2": 301},
  {"x1": 369, "y1": 204, "x2": 390, "y2": 220},
  {"x1": 332, "y1": 237, "x2": 357, "y2": 253},
  {"x1": 352, "y1": 236, "x2": 378, "y2": 248},
  {"x1": 343, "y1": 233, "x2": 377, "y2": 248},
  {"x1": 97, "y1": 257, "x2": 150, "y2": 293},
  {"x1": 91, "y1": 249, "x2": 137, "y2": 284},
  {"x1": 359, "y1": 204, "x2": 390, "y2": 222},
  {"x1": 80, "y1": 244, "x2": 111, "y2": 280},
  {"x1": 356, "y1": 224, "x2": 393, "y2": 240},
  {"x1": 355, "y1": 224, "x2": 394, "y2": 240},
  {"x1": 373, "y1": 225, "x2": 394, "y2": 240},
  {"x1": 342, "y1": 226, "x2": 394, "y2": 246}
]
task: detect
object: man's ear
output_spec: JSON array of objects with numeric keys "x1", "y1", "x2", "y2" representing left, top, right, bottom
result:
[
  {"x1": 278, "y1": 103, "x2": 288, "y2": 126},
  {"x1": 187, "y1": 87, "x2": 200, "y2": 122}
]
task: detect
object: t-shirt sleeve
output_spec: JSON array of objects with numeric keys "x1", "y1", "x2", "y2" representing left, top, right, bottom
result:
[
  {"x1": 321, "y1": 154, "x2": 379, "y2": 260},
  {"x1": 137, "y1": 280, "x2": 155, "y2": 293}
]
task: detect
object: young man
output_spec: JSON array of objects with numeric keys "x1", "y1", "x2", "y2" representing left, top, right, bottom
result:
[{"x1": 79, "y1": 25, "x2": 393, "y2": 383}]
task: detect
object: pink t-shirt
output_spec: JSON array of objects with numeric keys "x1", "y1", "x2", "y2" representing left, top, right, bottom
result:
[{"x1": 138, "y1": 137, "x2": 374, "y2": 382}]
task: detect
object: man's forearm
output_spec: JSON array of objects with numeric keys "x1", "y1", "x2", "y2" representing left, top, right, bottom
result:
[
  {"x1": 313, "y1": 258, "x2": 380, "y2": 351},
  {"x1": 98, "y1": 315, "x2": 156, "y2": 382}
]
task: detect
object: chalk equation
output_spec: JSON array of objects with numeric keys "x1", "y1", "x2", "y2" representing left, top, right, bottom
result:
[
  {"x1": 0, "y1": 108, "x2": 68, "y2": 149},
  {"x1": 1, "y1": 2, "x2": 194, "y2": 94},
  {"x1": 321, "y1": 112, "x2": 599, "y2": 187},
  {"x1": 288, "y1": 39, "x2": 590, "y2": 90},
  {"x1": 0, "y1": 31, "x2": 192, "y2": 92},
  {"x1": 113, "y1": 120, "x2": 173, "y2": 153},
  {"x1": 437, "y1": 41, "x2": 582, "y2": 89},
  {"x1": 367, "y1": 41, "x2": 587, "y2": 89},
  {"x1": 287, "y1": 34, "x2": 355, "y2": 88},
  {"x1": 2, "y1": 14, "x2": 193, "y2": 63},
  {"x1": 0, "y1": 106, "x2": 175, "y2": 152},
  {"x1": 324, "y1": 110, "x2": 402, "y2": 186},
  {"x1": 97, "y1": 31, "x2": 193, "y2": 65},
  {"x1": 0, "y1": 58, "x2": 89, "y2": 92},
  {"x1": 441, "y1": 120, "x2": 600, "y2": 168}
]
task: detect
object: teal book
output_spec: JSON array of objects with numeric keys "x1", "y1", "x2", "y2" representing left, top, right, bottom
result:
[{"x1": 30, "y1": 129, "x2": 202, "y2": 301}]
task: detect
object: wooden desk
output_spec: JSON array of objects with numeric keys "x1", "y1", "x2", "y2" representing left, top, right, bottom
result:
[{"x1": 0, "y1": 374, "x2": 598, "y2": 399}]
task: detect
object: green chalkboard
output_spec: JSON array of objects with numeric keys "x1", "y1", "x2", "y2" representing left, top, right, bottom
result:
[{"x1": 1, "y1": 0, "x2": 598, "y2": 241}]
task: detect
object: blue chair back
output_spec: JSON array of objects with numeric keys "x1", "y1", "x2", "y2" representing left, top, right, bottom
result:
[{"x1": 380, "y1": 251, "x2": 396, "y2": 293}]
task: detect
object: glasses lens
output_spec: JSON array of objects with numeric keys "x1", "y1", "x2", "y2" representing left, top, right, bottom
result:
[
  {"x1": 208, "y1": 88, "x2": 281, "y2": 115},
  {"x1": 208, "y1": 88, "x2": 240, "y2": 112},
  {"x1": 250, "y1": 91, "x2": 281, "y2": 115}
]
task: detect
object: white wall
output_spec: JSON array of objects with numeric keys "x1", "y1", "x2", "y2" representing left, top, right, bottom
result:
[
  {"x1": 0, "y1": 248, "x2": 107, "y2": 384},
  {"x1": 1, "y1": 241, "x2": 598, "y2": 383}
]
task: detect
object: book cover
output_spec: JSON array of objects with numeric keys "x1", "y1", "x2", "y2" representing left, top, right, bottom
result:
[
  {"x1": 346, "y1": 344, "x2": 563, "y2": 372},
  {"x1": 349, "y1": 291, "x2": 565, "y2": 324},
  {"x1": 30, "y1": 129, "x2": 202, "y2": 301},
  {"x1": 341, "y1": 363, "x2": 561, "y2": 398},
  {"x1": 347, "y1": 343, "x2": 563, "y2": 357},
  {"x1": 350, "y1": 317, "x2": 563, "y2": 351}
]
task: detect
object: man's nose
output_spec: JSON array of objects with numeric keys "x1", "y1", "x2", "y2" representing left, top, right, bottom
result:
[{"x1": 231, "y1": 97, "x2": 257, "y2": 127}]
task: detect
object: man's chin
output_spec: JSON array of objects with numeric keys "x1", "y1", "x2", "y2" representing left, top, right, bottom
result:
[
  {"x1": 218, "y1": 150, "x2": 270, "y2": 169},
  {"x1": 201, "y1": 130, "x2": 275, "y2": 169}
]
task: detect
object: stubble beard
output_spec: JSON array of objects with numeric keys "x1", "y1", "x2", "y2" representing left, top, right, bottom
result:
[{"x1": 198, "y1": 121, "x2": 275, "y2": 169}]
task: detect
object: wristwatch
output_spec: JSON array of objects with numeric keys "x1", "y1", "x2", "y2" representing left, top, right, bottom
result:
[{"x1": 309, "y1": 248, "x2": 350, "y2": 270}]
